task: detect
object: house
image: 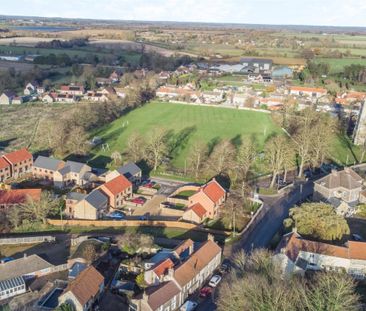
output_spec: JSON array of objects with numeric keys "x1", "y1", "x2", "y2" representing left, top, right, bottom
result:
[
  {"x1": 2, "y1": 148, "x2": 33, "y2": 179},
  {"x1": 0, "y1": 254, "x2": 55, "y2": 301},
  {"x1": 200, "y1": 91, "x2": 224, "y2": 104},
  {"x1": 0, "y1": 276, "x2": 26, "y2": 301},
  {"x1": 84, "y1": 91, "x2": 109, "y2": 102},
  {"x1": 13, "y1": 96, "x2": 24, "y2": 105},
  {"x1": 274, "y1": 231, "x2": 366, "y2": 279},
  {"x1": 114, "y1": 87, "x2": 127, "y2": 98},
  {"x1": 65, "y1": 192, "x2": 87, "y2": 218},
  {"x1": 240, "y1": 58, "x2": 273, "y2": 74},
  {"x1": 0, "y1": 90, "x2": 16, "y2": 105},
  {"x1": 130, "y1": 237, "x2": 222, "y2": 311},
  {"x1": 289, "y1": 86, "x2": 327, "y2": 99},
  {"x1": 33, "y1": 156, "x2": 65, "y2": 181},
  {"x1": 187, "y1": 178, "x2": 226, "y2": 219},
  {"x1": 55, "y1": 94, "x2": 76, "y2": 103},
  {"x1": 182, "y1": 203, "x2": 208, "y2": 224},
  {"x1": 23, "y1": 82, "x2": 38, "y2": 95},
  {"x1": 158, "y1": 71, "x2": 171, "y2": 81},
  {"x1": 96, "y1": 77, "x2": 112, "y2": 86},
  {"x1": 313, "y1": 168, "x2": 363, "y2": 204},
  {"x1": 36, "y1": 86, "x2": 45, "y2": 94},
  {"x1": 59, "y1": 85, "x2": 85, "y2": 96},
  {"x1": 54, "y1": 161, "x2": 92, "y2": 189},
  {"x1": 0, "y1": 157, "x2": 11, "y2": 182},
  {"x1": 71, "y1": 189, "x2": 108, "y2": 219},
  {"x1": 42, "y1": 93, "x2": 56, "y2": 103},
  {"x1": 99, "y1": 87, "x2": 116, "y2": 96},
  {"x1": 99, "y1": 175, "x2": 132, "y2": 209},
  {"x1": 58, "y1": 266, "x2": 104, "y2": 311},
  {"x1": 0, "y1": 188, "x2": 41, "y2": 210},
  {"x1": 105, "y1": 162, "x2": 142, "y2": 183}
]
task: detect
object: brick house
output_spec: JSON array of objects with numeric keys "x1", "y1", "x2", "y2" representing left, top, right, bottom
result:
[
  {"x1": 58, "y1": 266, "x2": 104, "y2": 311},
  {"x1": 54, "y1": 161, "x2": 92, "y2": 189},
  {"x1": 0, "y1": 157, "x2": 11, "y2": 182},
  {"x1": 99, "y1": 175, "x2": 132, "y2": 209},
  {"x1": 0, "y1": 188, "x2": 41, "y2": 210},
  {"x1": 182, "y1": 203, "x2": 208, "y2": 224},
  {"x1": 289, "y1": 86, "x2": 327, "y2": 99},
  {"x1": 59, "y1": 85, "x2": 85, "y2": 96},
  {"x1": 65, "y1": 192, "x2": 87, "y2": 218},
  {"x1": 187, "y1": 179, "x2": 226, "y2": 219},
  {"x1": 72, "y1": 189, "x2": 108, "y2": 219},
  {"x1": 33, "y1": 156, "x2": 65, "y2": 181},
  {"x1": 2, "y1": 148, "x2": 33, "y2": 179}
]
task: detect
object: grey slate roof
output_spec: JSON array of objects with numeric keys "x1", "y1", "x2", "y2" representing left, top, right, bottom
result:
[
  {"x1": 85, "y1": 189, "x2": 108, "y2": 209},
  {"x1": 0, "y1": 254, "x2": 54, "y2": 282},
  {"x1": 66, "y1": 192, "x2": 87, "y2": 202},
  {"x1": 0, "y1": 276, "x2": 25, "y2": 292},
  {"x1": 116, "y1": 162, "x2": 142, "y2": 179},
  {"x1": 58, "y1": 160, "x2": 90, "y2": 175},
  {"x1": 34, "y1": 156, "x2": 64, "y2": 171},
  {"x1": 315, "y1": 168, "x2": 363, "y2": 190}
]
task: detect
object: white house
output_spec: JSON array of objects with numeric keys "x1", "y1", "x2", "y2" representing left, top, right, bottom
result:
[{"x1": 274, "y1": 231, "x2": 366, "y2": 279}]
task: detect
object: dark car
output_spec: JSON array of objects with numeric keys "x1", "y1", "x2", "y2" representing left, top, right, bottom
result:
[
  {"x1": 220, "y1": 259, "x2": 231, "y2": 273},
  {"x1": 199, "y1": 286, "x2": 213, "y2": 298},
  {"x1": 131, "y1": 197, "x2": 147, "y2": 205}
]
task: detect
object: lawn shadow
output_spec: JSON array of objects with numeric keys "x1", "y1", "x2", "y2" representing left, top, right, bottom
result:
[{"x1": 166, "y1": 126, "x2": 197, "y2": 158}]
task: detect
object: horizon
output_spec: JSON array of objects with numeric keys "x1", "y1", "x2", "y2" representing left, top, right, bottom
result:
[{"x1": 1, "y1": 0, "x2": 366, "y2": 28}]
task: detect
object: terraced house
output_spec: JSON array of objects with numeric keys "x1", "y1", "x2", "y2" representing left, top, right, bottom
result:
[
  {"x1": 0, "y1": 148, "x2": 33, "y2": 180},
  {"x1": 130, "y1": 236, "x2": 222, "y2": 311}
]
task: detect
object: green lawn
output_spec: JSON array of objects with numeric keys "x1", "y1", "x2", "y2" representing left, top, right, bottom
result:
[
  {"x1": 314, "y1": 57, "x2": 366, "y2": 74},
  {"x1": 90, "y1": 101, "x2": 281, "y2": 168}
]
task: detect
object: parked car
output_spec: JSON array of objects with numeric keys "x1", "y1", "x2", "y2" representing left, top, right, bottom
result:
[
  {"x1": 199, "y1": 286, "x2": 213, "y2": 298},
  {"x1": 180, "y1": 300, "x2": 198, "y2": 311},
  {"x1": 352, "y1": 234, "x2": 364, "y2": 241},
  {"x1": 220, "y1": 259, "x2": 231, "y2": 273},
  {"x1": 131, "y1": 197, "x2": 147, "y2": 205},
  {"x1": 208, "y1": 275, "x2": 222, "y2": 287},
  {"x1": 107, "y1": 211, "x2": 126, "y2": 220},
  {"x1": 0, "y1": 257, "x2": 14, "y2": 263}
]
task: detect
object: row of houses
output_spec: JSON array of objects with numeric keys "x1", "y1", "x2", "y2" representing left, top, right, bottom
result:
[
  {"x1": 130, "y1": 236, "x2": 222, "y2": 311},
  {"x1": 0, "y1": 148, "x2": 33, "y2": 182}
]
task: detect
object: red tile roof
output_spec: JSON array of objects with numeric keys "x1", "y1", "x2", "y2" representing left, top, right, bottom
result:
[
  {"x1": 3, "y1": 148, "x2": 32, "y2": 164},
  {"x1": 348, "y1": 241, "x2": 366, "y2": 260},
  {"x1": 0, "y1": 157, "x2": 10, "y2": 170},
  {"x1": 63, "y1": 266, "x2": 104, "y2": 306},
  {"x1": 188, "y1": 203, "x2": 207, "y2": 219},
  {"x1": 101, "y1": 175, "x2": 132, "y2": 195},
  {"x1": 202, "y1": 179, "x2": 226, "y2": 204},
  {"x1": 0, "y1": 189, "x2": 41, "y2": 205},
  {"x1": 290, "y1": 86, "x2": 327, "y2": 94},
  {"x1": 173, "y1": 239, "x2": 194, "y2": 256},
  {"x1": 152, "y1": 258, "x2": 174, "y2": 278}
]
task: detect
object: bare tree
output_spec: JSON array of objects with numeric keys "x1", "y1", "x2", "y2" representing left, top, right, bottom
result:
[
  {"x1": 188, "y1": 141, "x2": 208, "y2": 179},
  {"x1": 236, "y1": 139, "x2": 256, "y2": 196},
  {"x1": 111, "y1": 151, "x2": 123, "y2": 166},
  {"x1": 206, "y1": 140, "x2": 236, "y2": 176},
  {"x1": 145, "y1": 128, "x2": 168, "y2": 171},
  {"x1": 125, "y1": 132, "x2": 146, "y2": 162}
]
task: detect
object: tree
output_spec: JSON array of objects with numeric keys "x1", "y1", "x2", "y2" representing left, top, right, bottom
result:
[
  {"x1": 81, "y1": 243, "x2": 99, "y2": 263},
  {"x1": 56, "y1": 302, "x2": 75, "y2": 311},
  {"x1": 265, "y1": 135, "x2": 291, "y2": 188},
  {"x1": 236, "y1": 139, "x2": 256, "y2": 196},
  {"x1": 206, "y1": 140, "x2": 236, "y2": 177},
  {"x1": 136, "y1": 272, "x2": 147, "y2": 289},
  {"x1": 19, "y1": 192, "x2": 59, "y2": 225},
  {"x1": 145, "y1": 128, "x2": 168, "y2": 171},
  {"x1": 188, "y1": 141, "x2": 208, "y2": 179},
  {"x1": 7, "y1": 207, "x2": 21, "y2": 229},
  {"x1": 125, "y1": 132, "x2": 146, "y2": 163},
  {"x1": 111, "y1": 151, "x2": 123, "y2": 166},
  {"x1": 285, "y1": 202, "x2": 350, "y2": 241}
]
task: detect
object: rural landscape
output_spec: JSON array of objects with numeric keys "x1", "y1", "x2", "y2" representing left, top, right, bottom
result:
[{"x1": 1, "y1": 3, "x2": 366, "y2": 311}]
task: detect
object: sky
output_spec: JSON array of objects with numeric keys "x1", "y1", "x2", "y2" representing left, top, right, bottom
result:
[{"x1": 1, "y1": 0, "x2": 366, "y2": 27}]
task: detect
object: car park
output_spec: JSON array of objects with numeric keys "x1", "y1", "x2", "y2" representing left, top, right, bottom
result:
[{"x1": 208, "y1": 275, "x2": 222, "y2": 287}]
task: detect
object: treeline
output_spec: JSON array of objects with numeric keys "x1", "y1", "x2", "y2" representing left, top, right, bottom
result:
[
  {"x1": 139, "y1": 51, "x2": 192, "y2": 72},
  {"x1": 35, "y1": 38, "x2": 89, "y2": 49},
  {"x1": 344, "y1": 64, "x2": 366, "y2": 83},
  {"x1": 0, "y1": 66, "x2": 45, "y2": 93}
]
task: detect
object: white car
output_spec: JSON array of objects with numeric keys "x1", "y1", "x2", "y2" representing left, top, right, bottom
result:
[
  {"x1": 180, "y1": 300, "x2": 198, "y2": 311},
  {"x1": 208, "y1": 275, "x2": 222, "y2": 287}
]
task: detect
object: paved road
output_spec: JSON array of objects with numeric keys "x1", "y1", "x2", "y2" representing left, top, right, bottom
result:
[{"x1": 231, "y1": 180, "x2": 314, "y2": 254}]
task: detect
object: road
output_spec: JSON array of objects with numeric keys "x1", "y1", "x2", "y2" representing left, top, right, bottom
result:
[{"x1": 233, "y1": 180, "x2": 314, "y2": 253}]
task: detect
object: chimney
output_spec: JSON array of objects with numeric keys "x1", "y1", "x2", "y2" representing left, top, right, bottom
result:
[
  {"x1": 292, "y1": 227, "x2": 297, "y2": 234},
  {"x1": 207, "y1": 233, "x2": 214, "y2": 242},
  {"x1": 344, "y1": 167, "x2": 350, "y2": 173},
  {"x1": 331, "y1": 169, "x2": 338, "y2": 176}
]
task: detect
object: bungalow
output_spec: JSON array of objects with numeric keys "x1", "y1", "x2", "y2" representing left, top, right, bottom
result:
[
  {"x1": 58, "y1": 266, "x2": 104, "y2": 311},
  {"x1": 54, "y1": 160, "x2": 92, "y2": 189},
  {"x1": 289, "y1": 86, "x2": 327, "y2": 99},
  {"x1": 0, "y1": 90, "x2": 16, "y2": 105},
  {"x1": 72, "y1": 189, "x2": 108, "y2": 219},
  {"x1": 274, "y1": 231, "x2": 366, "y2": 279},
  {"x1": 84, "y1": 91, "x2": 109, "y2": 102},
  {"x1": 0, "y1": 188, "x2": 41, "y2": 210},
  {"x1": 55, "y1": 94, "x2": 76, "y2": 103},
  {"x1": 187, "y1": 178, "x2": 226, "y2": 219},
  {"x1": 59, "y1": 85, "x2": 85, "y2": 96},
  {"x1": 32, "y1": 155, "x2": 65, "y2": 181},
  {"x1": 2, "y1": 148, "x2": 33, "y2": 179},
  {"x1": 99, "y1": 175, "x2": 132, "y2": 209}
]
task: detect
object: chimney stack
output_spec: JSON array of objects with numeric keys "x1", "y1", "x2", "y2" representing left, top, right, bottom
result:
[{"x1": 207, "y1": 233, "x2": 214, "y2": 242}]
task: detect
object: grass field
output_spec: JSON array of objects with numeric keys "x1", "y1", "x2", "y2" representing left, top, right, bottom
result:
[
  {"x1": 314, "y1": 57, "x2": 366, "y2": 73},
  {"x1": 90, "y1": 101, "x2": 281, "y2": 168}
]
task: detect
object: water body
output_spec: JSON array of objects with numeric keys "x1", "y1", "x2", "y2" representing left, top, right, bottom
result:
[{"x1": 10, "y1": 26, "x2": 77, "y2": 32}]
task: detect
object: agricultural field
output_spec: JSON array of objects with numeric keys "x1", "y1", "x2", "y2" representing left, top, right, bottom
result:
[
  {"x1": 314, "y1": 57, "x2": 366, "y2": 74},
  {"x1": 90, "y1": 101, "x2": 281, "y2": 168}
]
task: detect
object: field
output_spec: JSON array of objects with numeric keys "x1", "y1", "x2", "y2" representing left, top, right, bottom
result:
[
  {"x1": 314, "y1": 58, "x2": 366, "y2": 74},
  {"x1": 91, "y1": 101, "x2": 281, "y2": 168}
]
